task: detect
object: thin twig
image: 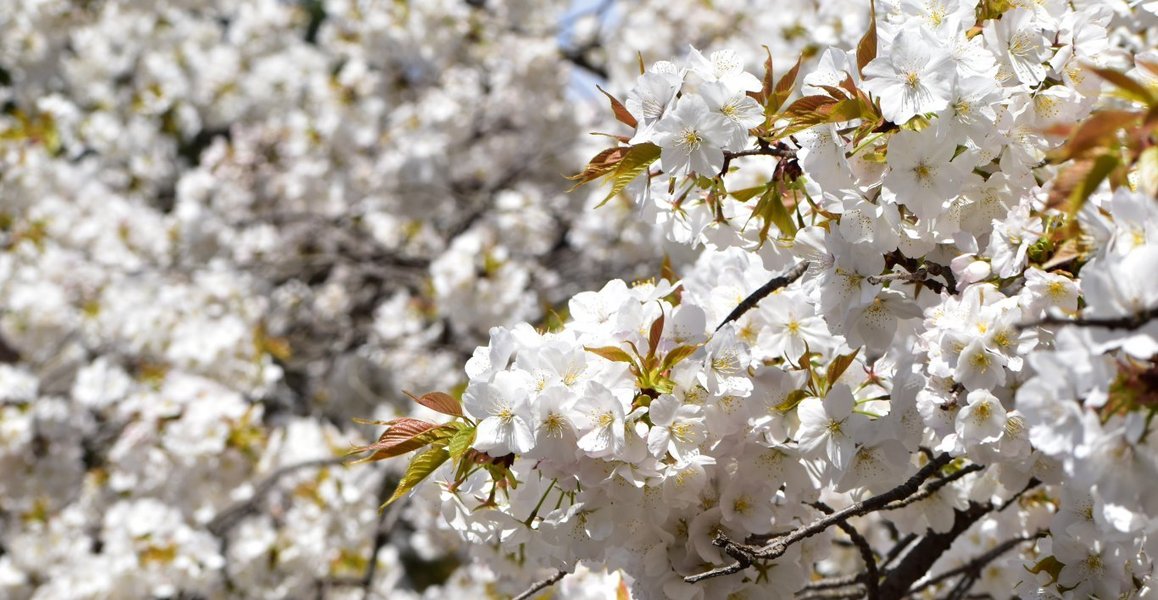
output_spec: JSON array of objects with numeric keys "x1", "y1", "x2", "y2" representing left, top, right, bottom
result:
[
  {"x1": 513, "y1": 569, "x2": 568, "y2": 600},
  {"x1": 883, "y1": 463, "x2": 985, "y2": 511},
  {"x1": 812, "y1": 502, "x2": 880, "y2": 600},
  {"x1": 798, "y1": 572, "x2": 869, "y2": 593},
  {"x1": 361, "y1": 471, "x2": 406, "y2": 600},
  {"x1": 208, "y1": 456, "x2": 348, "y2": 536},
  {"x1": 881, "y1": 534, "x2": 917, "y2": 569},
  {"x1": 997, "y1": 478, "x2": 1041, "y2": 513},
  {"x1": 716, "y1": 261, "x2": 811, "y2": 331},
  {"x1": 877, "y1": 502, "x2": 995, "y2": 598},
  {"x1": 685, "y1": 453, "x2": 954, "y2": 583},
  {"x1": 718, "y1": 142, "x2": 798, "y2": 177},
  {"x1": 1019, "y1": 305, "x2": 1158, "y2": 331},
  {"x1": 905, "y1": 531, "x2": 1046, "y2": 597}
]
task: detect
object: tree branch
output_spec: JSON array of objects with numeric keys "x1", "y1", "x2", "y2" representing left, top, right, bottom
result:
[
  {"x1": 1019, "y1": 305, "x2": 1158, "y2": 331},
  {"x1": 812, "y1": 502, "x2": 880, "y2": 600},
  {"x1": 718, "y1": 142, "x2": 798, "y2": 177},
  {"x1": 716, "y1": 261, "x2": 811, "y2": 331},
  {"x1": 883, "y1": 463, "x2": 985, "y2": 511},
  {"x1": 513, "y1": 569, "x2": 568, "y2": 600},
  {"x1": 685, "y1": 452, "x2": 954, "y2": 583},
  {"x1": 877, "y1": 502, "x2": 994, "y2": 599},
  {"x1": 208, "y1": 456, "x2": 348, "y2": 537},
  {"x1": 904, "y1": 531, "x2": 1046, "y2": 597}
]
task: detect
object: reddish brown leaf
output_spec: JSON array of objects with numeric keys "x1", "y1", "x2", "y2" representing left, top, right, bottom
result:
[
  {"x1": 567, "y1": 146, "x2": 627, "y2": 189},
  {"x1": 349, "y1": 418, "x2": 440, "y2": 463},
  {"x1": 1049, "y1": 110, "x2": 1141, "y2": 162},
  {"x1": 408, "y1": 391, "x2": 463, "y2": 417},
  {"x1": 1088, "y1": 65, "x2": 1156, "y2": 105},
  {"x1": 856, "y1": 0, "x2": 877, "y2": 74},
  {"x1": 597, "y1": 85, "x2": 639, "y2": 129},
  {"x1": 769, "y1": 53, "x2": 804, "y2": 113},
  {"x1": 782, "y1": 95, "x2": 838, "y2": 117},
  {"x1": 585, "y1": 345, "x2": 636, "y2": 364},
  {"x1": 648, "y1": 312, "x2": 665, "y2": 359}
]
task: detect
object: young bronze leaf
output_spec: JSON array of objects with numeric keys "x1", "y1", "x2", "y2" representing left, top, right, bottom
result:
[
  {"x1": 782, "y1": 95, "x2": 838, "y2": 118},
  {"x1": 348, "y1": 418, "x2": 440, "y2": 463},
  {"x1": 661, "y1": 344, "x2": 701, "y2": 371},
  {"x1": 382, "y1": 446, "x2": 451, "y2": 508},
  {"x1": 408, "y1": 391, "x2": 463, "y2": 417},
  {"x1": 585, "y1": 345, "x2": 637, "y2": 364},
  {"x1": 856, "y1": 0, "x2": 878, "y2": 74},
  {"x1": 769, "y1": 53, "x2": 804, "y2": 113},
  {"x1": 1049, "y1": 110, "x2": 1141, "y2": 162},
  {"x1": 825, "y1": 349, "x2": 861, "y2": 387},
  {"x1": 597, "y1": 143, "x2": 661, "y2": 207},
  {"x1": 597, "y1": 85, "x2": 639, "y2": 129},
  {"x1": 752, "y1": 45, "x2": 775, "y2": 106},
  {"x1": 567, "y1": 146, "x2": 627, "y2": 190},
  {"x1": 648, "y1": 312, "x2": 665, "y2": 358},
  {"x1": 1065, "y1": 153, "x2": 1120, "y2": 217},
  {"x1": 1088, "y1": 65, "x2": 1156, "y2": 106}
]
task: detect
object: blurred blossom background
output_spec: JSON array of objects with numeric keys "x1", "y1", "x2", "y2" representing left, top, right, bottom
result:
[{"x1": 0, "y1": 0, "x2": 879, "y2": 597}]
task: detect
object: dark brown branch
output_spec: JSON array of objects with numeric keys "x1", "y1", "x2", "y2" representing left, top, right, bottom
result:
[
  {"x1": 724, "y1": 145, "x2": 799, "y2": 160},
  {"x1": 877, "y1": 502, "x2": 994, "y2": 599},
  {"x1": 812, "y1": 502, "x2": 880, "y2": 600},
  {"x1": 881, "y1": 533, "x2": 917, "y2": 569},
  {"x1": 883, "y1": 463, "x2": 985, "y2": 511},
  {"x1": 684, "y1": 532, "x2": 755, "y2": 583},
  {"x1": 513, "y1": 569, "x2": 568, "y2": 600},
  {"x1": 798, "y1": 572, "x2": 868, "y2": 593},
  {"x1": 904, "y1": 531, "x2": 1046, "y2": 597},
  {"x1": 685, "y1": 452, "x2": 954, "y2": 583},
  {"x1": 716, "y1": 261, "x2": 811, "y2": 331},
  {"x1": 1019, "y1": 305, "x2": 1158, "y2": 331},
  {"x1": 997, "y1": 478, "x2": 1040, "y2": 513},
  {"x1": 208, "y1": 457, "x2": 348, "y2": 536},
  {"x1": 718, "y1": 143, "x2": 798, "y2": 178},
  {"x1": 361, "y1": 472, "x2": 406, "y2": 599}
]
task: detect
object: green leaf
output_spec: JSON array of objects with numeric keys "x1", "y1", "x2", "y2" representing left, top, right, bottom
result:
[
  {"x1": 776, "y1": 389, "x2": 810, "y2": 413},
  {"x1": 752, "y1": 181, "x2": 798, "y2": 243},
  {"x1": 730, "y1": 184, "x2": 767, "y2": 202},
  {"x1": 856, "y1": 0, "x2": 877, "y2": 75},
  {"x1": 661, "y1": 344, "x2": 701, "y2": 371},
  {"x1": 596, "y1": 143, "x2": 661, "y2": 208},
  {"x1": 1025, "y1": 555, "x2": 1063, "y2": 585},
  {"x1": 383, "y1": 446, "x2": 450, "y2": 508},
  {"x1": 1067, "y1": 153, "x2": 1120, "y2": 217},
  {"x1": 407, "y1": 391, "x2": 463, "y2": 417},
  {"x1": 567, "y1": 146, "x2": 628, "y2": 190},
  {"x1": 825, "y1": 349, "x2": 861, "y2": 387},
  {"x1": 448, "y1": 426, "x2": 476, "y2": 459},
  {"x1": 585, "y1": 345, "x2": 637, "y2": 364}
]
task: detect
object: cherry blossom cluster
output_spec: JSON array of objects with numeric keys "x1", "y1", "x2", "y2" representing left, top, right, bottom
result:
[
  {"x1": 0, "y1": 0, "x2": 725, "y2": 598},
  {"x1": 365, "y1": 1, "x2": 1158, "y2": 599}
]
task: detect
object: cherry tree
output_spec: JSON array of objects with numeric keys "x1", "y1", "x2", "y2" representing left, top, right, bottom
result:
[
  {"x1": 354, "y1": 1, "x2": 1158, "y2": 599},
  {"x1": 2, "y1": 0, "x2": 1158, "y2": 598}
]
